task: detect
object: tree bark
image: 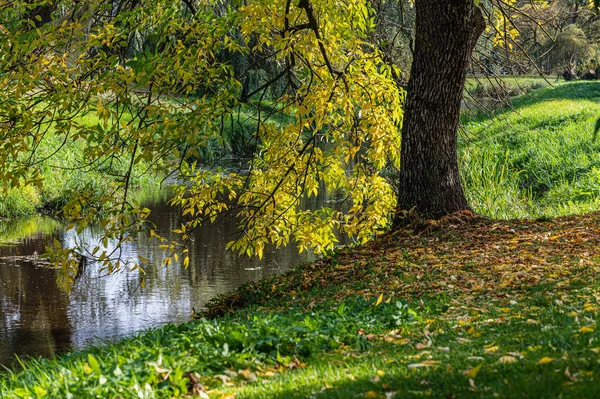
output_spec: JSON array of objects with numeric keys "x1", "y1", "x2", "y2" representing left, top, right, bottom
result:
[
  {"x1": 25, "y1": 0, "x2": 54, "y2": 28},
  {"x1": 395, "y1": 0, "x2": 485, "y2": 222},
  {"x1": 571, "y1": 3, "x2": 580, "y2": 25}
]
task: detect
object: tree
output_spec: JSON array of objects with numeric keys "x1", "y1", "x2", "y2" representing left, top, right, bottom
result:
[
  {"x1": 3, "y1": 0, "x2": 565, "y2": 285},
  {"x1": 395, "y1": 0, "x2": 486, "y2": 220},
  {"x1": 545, "y1": 24, "x2": 593, "y2": 77},
  {"x1": 1, "y1": 0, "x2": 402, "y2": 284}
]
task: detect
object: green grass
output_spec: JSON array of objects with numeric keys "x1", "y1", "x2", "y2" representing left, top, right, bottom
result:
[
  {"x1": 3, "y1": 212, "x2": 600, "y2": 397},
  {"x1": 0, "y1": 186, "x2": 41, "y2": 219},
  {"x1": 5, "y1": 295, "x2": 598, "y2": 398},
  {"x1": 461, "y1": 81, "x2": 600, "y2": 219},
  {"x1": 0, "y1": 112, "x2": 161, "y2": 219},
  {"x1": 0, "y1": 97, "x2": 292, "y2": 219}
]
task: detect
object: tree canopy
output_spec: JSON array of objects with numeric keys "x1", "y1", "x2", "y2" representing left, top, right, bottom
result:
[
  {"x1": 1, "y1": 0, "x2": 404, "y2": 287},
  {"x1": 6, "y1": 0, "x2": 600, "y2": 287}
]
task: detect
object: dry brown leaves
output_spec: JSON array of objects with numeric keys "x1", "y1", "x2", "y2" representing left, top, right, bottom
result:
[{"x1": 205, "y1": 211, "x2": 600, "y2": 317}]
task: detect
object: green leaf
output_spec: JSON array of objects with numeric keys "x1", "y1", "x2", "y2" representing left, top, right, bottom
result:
[
  {"x1": 88, "y1": 353, "x2": 101, "y2": 372},
  {"x1": 593, "y1": 117, "x2": 600, "y2": 141}
]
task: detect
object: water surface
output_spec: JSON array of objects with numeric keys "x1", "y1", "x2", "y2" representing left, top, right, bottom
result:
[{"x1": 0, "y1": 193, "x2": 319, "y2": 366}]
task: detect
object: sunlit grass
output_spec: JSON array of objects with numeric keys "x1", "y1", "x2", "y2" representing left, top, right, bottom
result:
[
  {"x1": 461, "y1": 81, "x2": 600, "y2": 219},
  {"x1": 0, "y1": 109, "x2": 160, "y2": 219}
]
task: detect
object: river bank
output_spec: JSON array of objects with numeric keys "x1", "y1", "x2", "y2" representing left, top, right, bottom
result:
[
  {"x1": 0, "y1": 192, "x2": 316, "y2": 367},
  {"x1": 3, "y1": 80, "x2": 600, "y2": 397},
  {"x1": 2, "y1": 211, "x2": 600, "y2": 398}
]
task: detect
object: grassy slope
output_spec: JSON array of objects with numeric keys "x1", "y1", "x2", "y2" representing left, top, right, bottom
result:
[
  {"x1": 2, "y1": 212, "x2": 600, "y2": 398},
  {"x1": 461, "y1": 81, "x2": 600, "y2": 219}
]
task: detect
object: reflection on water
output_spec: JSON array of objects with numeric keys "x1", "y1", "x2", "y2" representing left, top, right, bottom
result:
[{"x1": 0, "y1": 193, "x2": 321, "y2": 366}]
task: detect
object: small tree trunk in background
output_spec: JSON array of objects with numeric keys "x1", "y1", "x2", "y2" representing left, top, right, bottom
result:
[
  {"x1": 394, "y1": 0, "x2": 485, "y2": 222},
  {"x1": 25, "y1": 0, "x2": 54, "y2": 27},
  {"x1": 571, "y1": 3, "x2": 580, "y2": 25}
]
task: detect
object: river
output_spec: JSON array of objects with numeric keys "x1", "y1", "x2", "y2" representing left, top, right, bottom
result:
[{"x1": 0, "y1": 190, "x2": 324, "y2": 367}]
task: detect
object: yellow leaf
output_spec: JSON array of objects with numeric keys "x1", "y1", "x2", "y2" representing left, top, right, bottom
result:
[
  {"x1": 364, "y1": 391, "x2": 379, "y2": 399},
  {"x1": 83, "y1": 363, "x2": 93, "y2": 375},
  {"x1": 538, "y1": 357, "x2": 553, "y2": 365},
  {"x1": 376, "y1": 293, "x2": 383, "y2": 306},
  {"x1": 579, "y1": 325, "x2": 595, "y2": 333},
  {"x1": 464, "y1": 363, "x2": 483, "y2": 379}
]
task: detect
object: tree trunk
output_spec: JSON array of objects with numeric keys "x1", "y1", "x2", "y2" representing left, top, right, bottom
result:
[
  {"x1": 25, "y1": 0, "x2": 54, "y2": 28},
  {"x1": 571, "y1": 3, "x2": 580, "y2": 25},
  {"x1": 395, "y1": 0, "x2": 485, "y2": 222}
]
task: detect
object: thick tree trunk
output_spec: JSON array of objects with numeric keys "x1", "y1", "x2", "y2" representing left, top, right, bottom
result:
[{"x1": 395, "y1": 0, "x2": 485, "y2": 222}]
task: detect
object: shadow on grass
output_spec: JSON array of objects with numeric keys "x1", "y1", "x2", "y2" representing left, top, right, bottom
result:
[
  {"x1": 242, "y1": 353, "x2": 600, "y2": 399},
  {"x1": 513, "y1": 81, "x2": 600, "y2": 108}
]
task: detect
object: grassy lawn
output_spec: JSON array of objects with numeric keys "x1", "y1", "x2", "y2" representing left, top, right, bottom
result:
[
  {"x1": 461, "y1": 81, "x2": 600, "y2": 219},
  {"x1": 2, "y1": 211, "x2": 600, "y2": 398}
]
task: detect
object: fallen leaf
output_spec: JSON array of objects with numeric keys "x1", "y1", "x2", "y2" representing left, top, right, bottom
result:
[
  {"x1": 364, "y1": 391, "x2": 380, "y2": 399},
  {"x1": 187, "y1": 372, "x2": 209, "y2": 398},
  {"x1": 463, "y1": 364, "x2": 483, "y2": 379},
  {"x1": 538, "y1": 357, "x2": 553, "y2": 365},
  {"x1": 565, "y1": 367, "x2": 576, "y2": 381},
  {"x1": 498, "y1": 356, "x2": 517, "y2": 364},
  {"x1": 421, "y1": 360, "x2": 441, "y2": 365},
  {"x1": 237, "y1": 368, "x2": 257, "y2": 382},
  {"x1": 579, "y1": 325, "x2": 595, "y2": 333},
  {"x1": 214, "y1": 374, "x2": 233, "y2": 386},
  {"x1": 408, "y1": 363, "x2": 432, "y2": 369}
]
